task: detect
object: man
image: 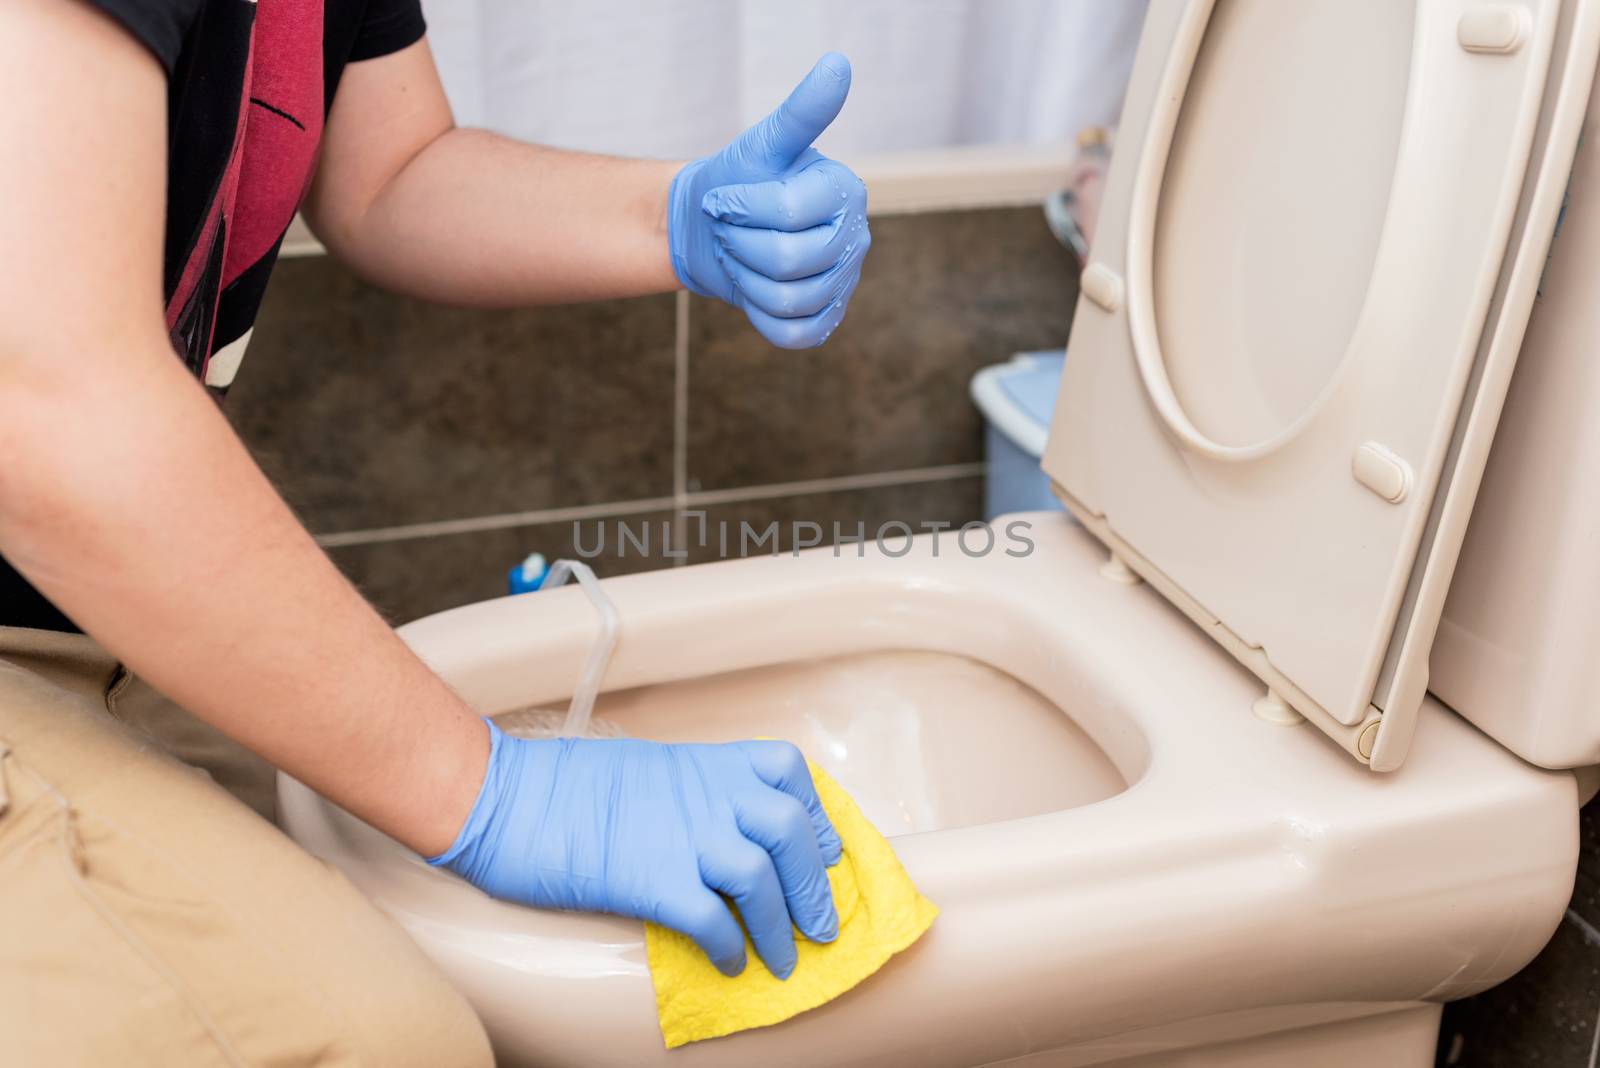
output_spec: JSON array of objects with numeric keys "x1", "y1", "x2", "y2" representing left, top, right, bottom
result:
[{"x1": 0, "y1": 0, "x2": 870, "y2": 1062}]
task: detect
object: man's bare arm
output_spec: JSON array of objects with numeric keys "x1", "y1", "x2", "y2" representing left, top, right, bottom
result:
[
  {"x1": 0, "y1": 0, "x2": 486, "y2": 857},
  {"x1": 303, "y1": 38, "x2": 681, "y2": 306}
]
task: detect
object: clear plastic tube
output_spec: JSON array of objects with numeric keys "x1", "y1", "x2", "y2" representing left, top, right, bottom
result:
[{"x1": 540, "y1": 559, "x2": 620, "y2": 738}]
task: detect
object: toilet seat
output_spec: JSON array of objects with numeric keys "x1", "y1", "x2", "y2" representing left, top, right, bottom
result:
[
  {"x1": 279, "y1": 519, "x2": 1576, "y2": 1067},
  {"x1": 1043, "y1": 0, "x2": 1600, "y2": 769}
]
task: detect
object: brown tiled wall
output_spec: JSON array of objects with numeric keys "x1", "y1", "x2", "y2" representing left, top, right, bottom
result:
[
  {"x1": 226, "y1": 205, "x2": 1078, "y2": 621},
  {"x1": 686, "y1": 210, "x2": 1083, "y2": 490},
  {"x1": 226, "y1": 203, "x2": 1598, "y2": 1068}
]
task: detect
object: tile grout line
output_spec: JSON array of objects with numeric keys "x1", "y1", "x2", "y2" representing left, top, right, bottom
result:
[
  {"x1": 1571, "y1": 908, "x2": 1600, "y2": 947},
  {"x1": 671, "y1": 290, "x2": 690, "y2": 567},
  {"x1": 1591, "y1": 1010, "x2": 1600, "y2": 1068},
  {"x1": 315, "y1": 496, "x2": 679, "y2": 547},
  {"x1": 1571, "y1": 908, "x2": 1600, "y2": 1068},
  {"x1": 314, "y1": 462, "x2": 989, "y2": 549},
  {"x1": 682, "y1": 462, "x2": 986, "y2": 509}
]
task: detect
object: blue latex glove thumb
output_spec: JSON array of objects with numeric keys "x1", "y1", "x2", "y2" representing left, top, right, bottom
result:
[
  {"x1": 722, "y1": 51, "x2": 852, "y2": 175},
  {"x1": 669, "y1": 53, "x2": 871, "y2": 349},
  {"x1": 430, "y1": 722, "x2": 844, "y2": 979}
]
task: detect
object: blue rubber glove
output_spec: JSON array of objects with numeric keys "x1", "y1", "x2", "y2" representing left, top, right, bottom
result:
[
  {"x1": 431, "y1": 721, "x2": 844, "y2": 979},
  {"x1": 668, "y1": 52, "x2": 870, "y2": 349}
]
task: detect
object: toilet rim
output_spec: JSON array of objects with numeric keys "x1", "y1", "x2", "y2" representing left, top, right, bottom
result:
[
  {"x1": 280, "y1": 516, "x2": 1287, "y2": 881},
  {"x1": 282, "y1": 514, "x2": 1565, "y2": 923}
]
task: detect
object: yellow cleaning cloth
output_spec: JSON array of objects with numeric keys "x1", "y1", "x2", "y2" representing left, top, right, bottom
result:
[{"x1": 645, "y1": 763, "x2": 938, "y2": 1048}]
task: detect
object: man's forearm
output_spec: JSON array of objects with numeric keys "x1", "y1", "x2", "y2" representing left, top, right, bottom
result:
[
  {"x1": 0, "y1": 338, "x2": 486, "y2": 857},
  {"x1": 312, "y1": 129, "x2": 681, "y2": 307},
  {"x1": 301, "y1": 40, "x2": 681, "y2": 307}
]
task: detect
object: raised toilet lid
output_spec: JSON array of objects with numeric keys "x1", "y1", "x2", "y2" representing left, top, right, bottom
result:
[{"x1": 1041, "y1": 0, "x2": 1600, "y2": 770}]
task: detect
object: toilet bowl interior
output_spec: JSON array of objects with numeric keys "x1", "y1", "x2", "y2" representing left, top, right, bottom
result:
[
  {"x1": 284, "y1": 533, "x2": 1170, "y2": 896},
  {"x1": 494, "y1": 649, "x2": 1128, "y2": 836}
]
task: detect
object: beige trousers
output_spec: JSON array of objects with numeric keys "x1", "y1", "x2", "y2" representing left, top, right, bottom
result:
[{"x1": 0, "y1": 627, "x2": 494, "y2": 1067}]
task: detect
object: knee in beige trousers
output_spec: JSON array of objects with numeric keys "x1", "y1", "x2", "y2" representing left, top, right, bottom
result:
[{"x1": 0, "y1": 628, "x2": 494, "y2": 1067}]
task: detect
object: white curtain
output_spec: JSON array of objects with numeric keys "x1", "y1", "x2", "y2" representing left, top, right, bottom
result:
[{"x1": 421, "y1": 1, "x2": 1149, "y2": 160}]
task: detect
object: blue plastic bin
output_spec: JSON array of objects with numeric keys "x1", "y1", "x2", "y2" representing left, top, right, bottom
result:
[{"x1": 969, "y1": 351, "x2": 1067, "y2": 521}]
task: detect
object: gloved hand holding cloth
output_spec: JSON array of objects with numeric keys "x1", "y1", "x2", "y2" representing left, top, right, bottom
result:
[
  {"x1": 431, "y1": 721, "x2": 938, "y2": 1048},
  {"x1": 430, "y1": 722, "x2": 844, "y2": 980}
]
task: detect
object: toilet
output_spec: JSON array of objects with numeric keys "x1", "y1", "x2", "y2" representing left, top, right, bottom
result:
[{"x1": 280, "y1": 2, "x2": 1600, "y2": 1065}]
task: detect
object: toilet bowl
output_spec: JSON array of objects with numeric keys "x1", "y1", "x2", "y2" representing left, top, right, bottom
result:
[
  {"x1": 282, "y1": 1, "x2": 1600, "y2": 1064},
  {"x1": 282, "y1": 522, "x2": 1576, "y2": 1066}
]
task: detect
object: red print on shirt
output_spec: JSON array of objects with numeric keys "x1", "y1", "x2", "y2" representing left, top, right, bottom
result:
[
  {"x1": 164, "y1": 0, "x2": 324, "y2": 379},
  {"x1": 225, "y1": 0, "x2": 325, "y2": 290}
]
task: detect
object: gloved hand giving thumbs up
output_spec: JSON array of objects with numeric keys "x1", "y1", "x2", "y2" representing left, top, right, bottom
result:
[{"x1": 668, "y1": 53, "x2": 869, "y2": 349}]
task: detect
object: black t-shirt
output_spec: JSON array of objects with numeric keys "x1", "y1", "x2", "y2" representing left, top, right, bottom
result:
[{"x1": 1, "y1": 0, "x2": 425, "y2": 631}]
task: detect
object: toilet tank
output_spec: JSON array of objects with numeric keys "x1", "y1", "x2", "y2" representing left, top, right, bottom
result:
[{"x1": 1432, "y1": 68, "x2": 1600, "y2": 770}]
